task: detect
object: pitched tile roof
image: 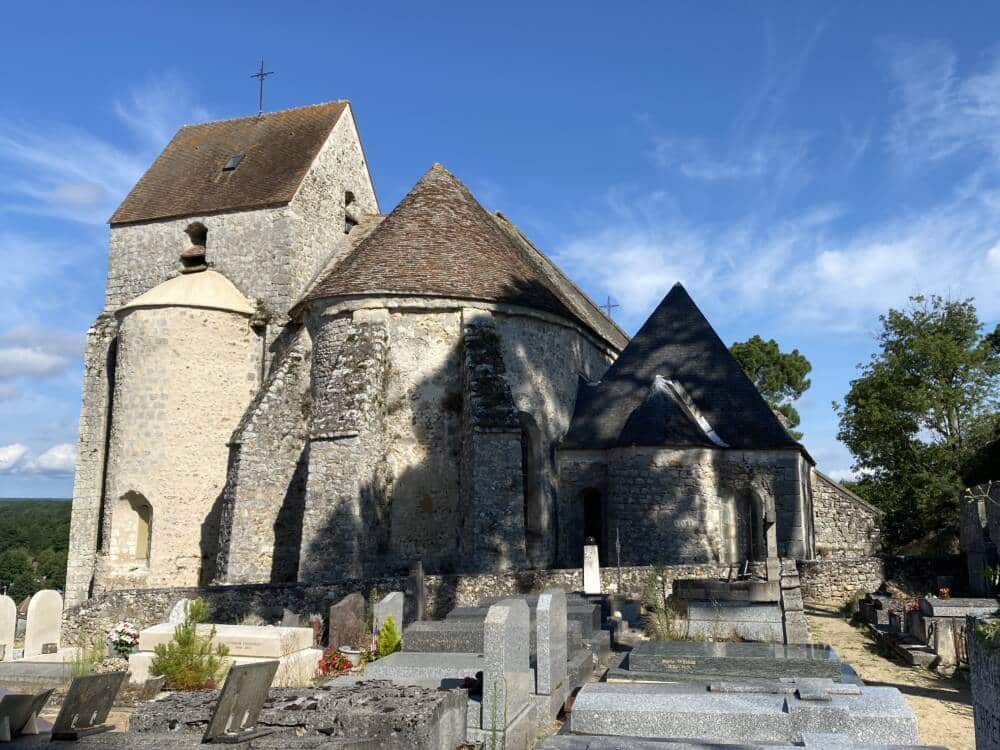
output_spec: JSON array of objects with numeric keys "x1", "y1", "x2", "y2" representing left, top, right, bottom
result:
[
  {"x1": 302, "y1": 164, "x2": 624, "y2": 348},
  {"x1": 109, "y1": 101, "x2": 348, "y2": 226},
  {"x1": 562, "y1": 283, "x2": 804, "y2": 452}
]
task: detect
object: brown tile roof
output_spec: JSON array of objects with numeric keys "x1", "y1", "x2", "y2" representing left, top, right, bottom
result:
[
  {"x1": 302, "y1": 165, "x2": 623, "y2": 348},
  {"x1": 109, "y1": 102, "x2": 348, "y2": 226}
]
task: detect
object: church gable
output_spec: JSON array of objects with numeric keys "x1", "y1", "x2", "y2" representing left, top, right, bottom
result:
[
  {"x1": 563, "y1": 283, "x2": 801, "y2": 451},
  {"x1": 110, "y1": 101, "x2": 349, "y2": 226}
]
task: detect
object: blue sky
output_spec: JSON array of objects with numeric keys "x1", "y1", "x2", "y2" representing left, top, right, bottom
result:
[{"x1": 2, "y1": 2, "x2": 999, "y2": 497}]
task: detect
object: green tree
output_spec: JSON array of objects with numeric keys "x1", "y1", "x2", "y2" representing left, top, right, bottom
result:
[
  {"x1": 836, "y1": 295, "x2": 1000, "y2": 550},
  {"x1": 149, "y1": 597, "x2": 230, "y2": 690},
  {"x1": 729, "y1": 335, "x2": 812, "y2": 439}
]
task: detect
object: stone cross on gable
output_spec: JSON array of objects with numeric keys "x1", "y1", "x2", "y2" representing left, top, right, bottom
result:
[{"x1": 601, "y1": 296, "x2": 619, "y2": 319}]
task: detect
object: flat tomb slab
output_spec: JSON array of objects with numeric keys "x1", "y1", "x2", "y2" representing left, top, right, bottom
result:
[
  {"x1": 569, "y1": 683, "x2": 919, "y2": 746},
  {"x1": 918, "y1": 597, "x2": 1000, "y2": 617},
  {"x1": 627, "y1": 641, "x2": 841, "y2": 679},
  {"x1": 137, "y1": 624, "x2": 313, "y2": 658},
  {"x1": 363, "y1": 651, "x2": 485, "y2": 689},
  {"x1": 673, "y1": 578, "x2": 780, "y2": 603},
  {"x1": 403, "y1": 621, "x2": 483, "y2": 653}
]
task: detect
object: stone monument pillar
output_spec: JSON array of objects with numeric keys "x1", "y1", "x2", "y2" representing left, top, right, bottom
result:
[{"x1": 583, "y1": 540, "x2": 601, "y2": 595}]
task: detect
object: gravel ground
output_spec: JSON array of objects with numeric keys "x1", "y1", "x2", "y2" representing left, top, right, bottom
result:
[{"x1": 805, "y1": 605, "x2": 974, "y2": 750}]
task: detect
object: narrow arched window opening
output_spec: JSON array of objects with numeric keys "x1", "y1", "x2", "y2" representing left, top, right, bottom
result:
[
  {"x1": 344, "y1": 191, "x2": 358, "y2": 234},
  {"x1": 582, "y1": 488, "x2": 604, "y2": 562},
  {"x1": 117, "y1": 491, "x2": 153, "y2": 563},
  {"x1": 181, "y1": 222, "x2": 208, "y2": 273}
]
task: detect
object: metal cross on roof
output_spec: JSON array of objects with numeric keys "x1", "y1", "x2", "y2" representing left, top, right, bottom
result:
[
  {"x1": 251, "y1": 58, "x2": 274, "y2": 115},
  {"x1": 601, "y1": 296, "x2": 620, "y2": 318}
]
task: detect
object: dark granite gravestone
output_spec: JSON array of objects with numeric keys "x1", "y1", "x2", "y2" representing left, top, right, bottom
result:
[
  {"x1": 626, "y1": 641, "x2": 842, "y2": 681},
  {"x1": 51, "y1": 672, "x2": 127, "y2": 740},
  {"x1": 202, "y1": 660, "x2": 279, "y2": 743},
  {"x1": 405, "y1": 560, "x2": 426, "y2": 622},
  {"x1": 0, "y1": 689, "x2": 52, "y2": 741},
  {"x1": 328, "y1": 592, "x2": 366, "y2": 649}
]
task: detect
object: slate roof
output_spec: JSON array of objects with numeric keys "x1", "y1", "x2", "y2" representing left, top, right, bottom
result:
[
  {"x1": 302, "y1": 164, "x2": 624, "y2": 349},
  {"x1": 110, "y1": 102, "x2": 348, "y2": 226},
  {"x1": 563, "y1": 283, "x2": 804, "y2": 453}
]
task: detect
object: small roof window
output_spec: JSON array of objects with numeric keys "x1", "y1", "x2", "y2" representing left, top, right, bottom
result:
[{"x1": 222, "y1": 154, "x2": 244, "y2": 171}]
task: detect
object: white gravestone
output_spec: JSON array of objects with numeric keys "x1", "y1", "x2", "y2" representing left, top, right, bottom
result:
[
  {"x1": 375, "y1": 592, "x2": 405, "y2": 633},
  {"x1": 536, "y1": 589, "x2": 568, "y2": 697},
  {"x1": 23, "y1": 590, "x2": 62, "y2": 658},
  {"x1": 0, "y1": 595, "x2": 15, "y2": 661},
  {"x1": 583, "y1": 544, "x2": 602, "y2": 595},
  {"x1": 167, "y1": 598, "x2": 192, "y2": 625}
]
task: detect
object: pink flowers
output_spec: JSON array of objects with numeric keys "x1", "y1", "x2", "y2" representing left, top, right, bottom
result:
[{"x1": 106, "y1": 621, "x2": 140, "y2": 657}]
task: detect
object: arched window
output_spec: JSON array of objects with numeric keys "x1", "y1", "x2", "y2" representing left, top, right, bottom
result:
[
  {"x1": 181, "y1": 222, "x2": 208, "y2": 272},
  {"x1": 118, "y1": 491, "x2": 152, "y2": 563},
  {"x1": 344, "y1": 191, "x2": 358, "y2": 234},
  {"x1": 582, "y1": 488, "x2": 604, "y2": 558},
  {"x1": 733, "y1": 492, "x2": 765, "y2": 563}
]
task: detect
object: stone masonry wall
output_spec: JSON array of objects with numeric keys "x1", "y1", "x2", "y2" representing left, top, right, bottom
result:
[
  {"x1": 608, "y1": 447, "x2": 807, "y2": 565},
  {"x1": 811, "y1": 469, "x2": 882, "y2": 557},
  {"x1": 555, "y1": 451, "x2": 608, "y2": 568},
  {"x1": 299, "y1": 312, "x2": 391, "y2": 582},
  {"x1": 216, "y1": 326, "x2": 313, "y2": 583},
  {"x1": 95, "y1": 306, "x2": 258, "y2": 592},
  {"x1": 71, "y1": 556, "x2": 948, "y2": 640},
  {"x1": 65, "y1": 315, "x2": 119, "y2": 607},
  {"x1": 289, "y1": 106, "x2": 379, "y2": 300}
]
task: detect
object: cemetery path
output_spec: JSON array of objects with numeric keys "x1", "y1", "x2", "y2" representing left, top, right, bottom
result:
[{"x1": 805, "y1": 605, "x2": 974, "y2": 750}]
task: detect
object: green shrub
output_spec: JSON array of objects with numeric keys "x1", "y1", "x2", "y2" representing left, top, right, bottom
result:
[
  {"x1": 375, "y1": 613, "x2": 401, "y2": 659},
  {"x1": 975, "y1": 619, "x2": 1000, "y2": 653},
  {"x1": 149, "y1": 597, "x2": 230, "y2": 690},
  {"x1": 69, "y1": 630, "x2": 105, "y2": 678}
]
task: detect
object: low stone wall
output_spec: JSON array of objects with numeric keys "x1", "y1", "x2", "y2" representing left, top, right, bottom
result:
[
  {"x1": 65, "y1": 555, "x2": 959, "y2": 641},
  {"x1": 966, "y1": 617, "x2": 1000, "y2": 750}
]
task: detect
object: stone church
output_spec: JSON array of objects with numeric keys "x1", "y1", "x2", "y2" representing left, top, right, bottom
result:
[{"x1": 64, "y1": 102, "x2": 880, "y2": 607}]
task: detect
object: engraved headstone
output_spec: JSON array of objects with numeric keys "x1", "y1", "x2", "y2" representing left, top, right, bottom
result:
[
  {"x1": 0, "y1": 689, "x2": 52, "y2": 741},
  {"x1": 405, "y1": 560, "x2": 426, "y2": 622},
  {"x1": 0, "y1": 596, "x2": 15, "y2": 663},
  {"x1": 23, "y1": 589, "x2": 61, "y2": 658},
  {"x1": 536, "y1": 589, "x2": 568, "y2": 696},
  {"x1": 375, "y1": 591, "x2": 405, "y2": 633},
  {"x1": 202, "y1": 660, "x2": 279, "y2": 743},
  {"x1": 583, "y1": 544, "x2": 601, "y2": 595},
  {"x1": 51, "y1": 672, "x2": 127, "y2": 740},
  {"x1": 328, "y1": 592, "x2": 366, "y2": 648},
  {"x1": 482, "y1": 599, "x2": 531, "y2": 731}
]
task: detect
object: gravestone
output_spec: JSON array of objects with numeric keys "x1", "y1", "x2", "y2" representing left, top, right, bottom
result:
[
  {"x1": 51, "y1": 672, "x2": 128, "y2": 740},
  {"x1": 481, "y1": 599, "x2": 532, "y2": 732},
  {"x1": 403, "y1": 620, "x2": 483, "y2": 653},
  {"x1": 536, "y1": 589, "x2": 567, "y2": 696},
  {"x1": 966, "y1": 617, "x2": 1000, "y2": 750},
  {"x1": 0, "y1": 689, "x2": 52, "y2": 741},
  {"x1": 583, "y1": 544, "x2": 601, "y2": 595},
  {"x1": 0, "y1": 595, "x2": 15, "y2": 662},
  {"x1": 203, "y1": 660, "x2": 279, "y2": 743},
  {"x1": 166, "y1": 598, "x2": 191, "y2": 625},
  {"x1": 23, "y1": 589, "x2": 61, "y2": 658},
  {"x1": 328, "y1": 592, "x2": 366, "y2": 648},
  {"x1": 375, "y1": 591, "x2": 405, "y2": 633}
]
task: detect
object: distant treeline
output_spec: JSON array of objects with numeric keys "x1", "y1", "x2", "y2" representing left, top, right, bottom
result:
[{"x1": 0, "y1": 499, "x2": 71, "y2": 601}]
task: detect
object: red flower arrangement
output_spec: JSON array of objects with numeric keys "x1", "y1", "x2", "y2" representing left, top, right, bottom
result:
[{"x1": 318, "y1": 646, "x2": 354, "y2": 676}]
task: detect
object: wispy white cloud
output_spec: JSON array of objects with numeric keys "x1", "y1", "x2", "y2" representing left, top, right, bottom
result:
[
  {"x1": 0, "y1": 74, "x2": 209, "y2": 225},
  {"x1": 0, "y1": 442, "x2": 76, "y2": 477},
  {"x1": 0, "y1": 325, "x2": 83, "y2": 380},
  {"x1": 885, "y1": 39, "x2": 1000, "y2": 167}
]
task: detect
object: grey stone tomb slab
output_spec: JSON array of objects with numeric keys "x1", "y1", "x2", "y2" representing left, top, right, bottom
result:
[
  {"x1": 481, "y1": 599, "x2": 532, "y2": 732},
  {"x1": 327, "y1": 592, "x2": 366, "y2": 648},
  {"x1": 0, "y1": 689, "x2": 52, "y2": 741},
  {"x1": 202, "y1": 660, "x2": 279, "y2": 743},
  {"x1": 628, "y1": 640, "x2": 841, "y2": 680},
  {"x1": 403, "y1": 620, "x2": 483, "y2": 654},
  {"x1": 51, "y1": 672, "x2": 127, "y2": 740},
  {"x1": 919, "y1": 597, "x2": 1000, "y2": 618},
  {"x1": 375, "y1": 591, "x2": 405, "y2": 633},
  {"x1": 361, "y1": 651, "x2": 485, "y2": 689},
  {"x1": 536, "y1": 589, "x2": 567, "y2": 696}
]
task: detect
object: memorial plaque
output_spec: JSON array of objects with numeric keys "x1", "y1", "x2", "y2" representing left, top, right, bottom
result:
[
  {"x1": 52, "y1": 671, "x2": 128, "y2": 740},
  {"x1": 202, "y1": 660, "x2": 279, "y2": 743}
]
